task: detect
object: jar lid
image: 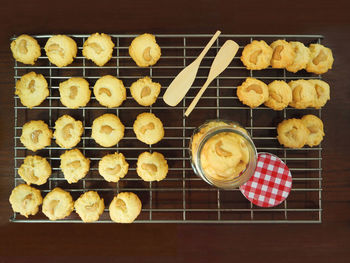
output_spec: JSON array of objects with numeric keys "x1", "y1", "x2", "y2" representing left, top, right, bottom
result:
[{"x1": 239, "y1": 153, "x2": 292, "y2": 207}]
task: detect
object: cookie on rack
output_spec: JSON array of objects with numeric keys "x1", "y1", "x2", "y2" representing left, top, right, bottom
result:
[
  {"x1": 264, "y1": 80, "x2": 292, "y2": 110},
  {"x1": 54, "y1": 115, "x2": 83, "y2": 148},
  {"x1": 18, "y1": 155, "x2": 51, "y2": 185},
  {"x1": 270, "y1": 40, "x2": 295, "y2": 68},
  {"x1": 301, "y1": 114, "x2": 325, "y2": 147},
  {"x1": 20, "y1": 120, "x2": 53, "y2": 152},
  {"x1": 308, "y1": 79, "x2": 330, "y2": 109},
  {"x1": 93, "y1": 75, "x2": 126, "y2": 108},
  {"x1": 306, "y1": 44, "x2": 334, "y2": 74},
  {"x1": 60, "y1": 148, "x2": 90, "y2": 184},
  {"x1": 240, "y1": 40, "x2": 273, "y2": 70},
  {"x1": 288, "y1": 79, "x2": 317, "y2": 109},
  {"x1": 133, "y1": 112, "x2": 164, "y2": 145},
  {"x1": 44, "y1": 35, "x2": 77, "y2": 67},
  {"x1": 130, "y1": 76, "x2": 161, "y2": 106},
  {"x1": 236, "y1": 77, "x2": 269, "y2": 108},
  {"x1": 136, "y1": 151, "x2": 168, "y2": 182},
  {"x1": 277, "y1": 118, "x2": 310, "y2": 148},
  {"x1": 74, "y1": 191, "x2": 105, "y2": 223},
  {"x1": 59, "y1": 77, "x2": 91, "y2": 109},
  {"x1": 42, "y1": 187, "x2": 74, "y2": 220},
  {"x1": 15, "y1": 71, "x2": 49, "y2": 109},
  {"x1": 129, "y1": 33, "x2": 161, "y2": 67},
  {"x1": 91, "y1": 113, "x2": 125, "y2": 147},
  {"x1": 10, "y1": 34, "x2": 41, "y2": 65},
  {"x1": 286, "y1": 41, "x2": 311, "y2": 73},
  {"x1": 9, "y1": 184, "x2": 43, "y2": 218},
  {"x1": 98, "y1": 152, "x2": 129, "y2": 182},
  {"x1": 109, "y1": 192, "x2": 142, "y2": 223},
  {"x1": 83, "y1": 33, "x2": 115, "y2": 66}
]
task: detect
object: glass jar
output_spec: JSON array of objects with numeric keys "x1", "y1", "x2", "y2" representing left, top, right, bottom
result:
[{"x1": 190, "y1": 119, "x2": 257, "y2": 189}]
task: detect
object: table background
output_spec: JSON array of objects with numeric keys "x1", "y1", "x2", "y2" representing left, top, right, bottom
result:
[{"x1": 0, "y1": 0, "x2": 350, "y2": 262}]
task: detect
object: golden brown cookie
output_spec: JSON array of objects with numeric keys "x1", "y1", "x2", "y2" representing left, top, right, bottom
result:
[
  {"x1": 288, "y1": 79, "x2": 317, "y2": 109},
  {"x1": 9, "y1": 184, "x2": 42, "y2": 218},
  {"x1": 136, "y1": 152, "x2": 168, "y2": 182},
  {"x1": 20, "y1": 120, "x2": 53, "y2": 152},
  {"x1": 109, "y1": 192, "x2": 142, "y2": 223},
  {"x1": 98, "y1": 152, "x2": 129, "y2": 182},
  {"x1": 83, "y1": 33, "x2": 114, "y2": 66},
  {"x1": 130, "y1": 77, "x2": 161, "y2": 106},
  {"x1": 236, "y1": 77, "x2": 269, "y2": 108},
  {"x1": 44, "y1": 35, "x2": 77, "y2": 67},
  {"x1": 286, "y1": 41, "x2": 311, "y2": 73},
  {"x1": 264, "y1": 80, "x2": 292, "y2": 110},
  {"x1": 301, "y1": 115, "x2": 325, "y2": 147},
  {"x1": 277, "y1": 118, "x2": 310, "y2": 148},
  {"x1": 10, "y1": 34, "x2": 41, "y2": 65},
  {"x1": 91, "y1": 114, "x2": 125, "y2": 147},
  {"x1": 74, "y1": 191, "x2": 105, "y2": 223},
  {"x1": 59, "y1": 77, "x2": 91, "y2": 109},
  {"x1": 308, "y1": 79, "x2": 330, "y2": 109},
  {"x1": 240, "y1": 40, "x2": 273, "y2": 70},
  {"x1": 18, "y1": 155, "x2": 51, "y2": 185},
  {"x1": 133, "y1": 112, "x2": 164, "y2": 145},
  {"x1": 60, "y1": 149, "x2": 90, "y2": 184},
  {"x1": 306, "y1": 44, "x2": 334, "y2": 74},
  {"x1": 270, "y1": 40, "x2": 295, "y2": 68},
  {"x1": 129, "y1": 33, "x2": 161, "y2": 67},
  {"x1": 42, "y1": 187, "x2": 74, "y2": 220},
  {"x1": 93, "y1": 75, "x2": 126, "y2": 108},
  {"x1": 54, "y1": 115, "x2": 83, "y2": 148}
]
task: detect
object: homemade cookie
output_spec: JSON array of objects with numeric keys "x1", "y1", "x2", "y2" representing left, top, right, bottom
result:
[
  {"x1": 59, "y1": 77, "x2": 91, "y2": 109},
  {"x1": 286, "y1": 41, "x2": 311, "y2": 73},
  {"x1": 306, "y1": 44, "x2": 334, "y2": 74},
  {"x1": 60, "y1": 149, "x2": 90, "y2": 184},
  {"x1": 74, "y1": 191, "x2": 105, "y2": 223},
  {"x1": 136, "y1": 152, "x2": 168, "y2": 182},
  {"x1": 288, "y1": 79, "x2": 317, "y2": 109},
  {"x1": 277, "y1": 118, "x2": 310, "y2": 148},
  {"x1": 264, "y1": 80, "x2": 292, "y2": 110},
  {"x1": 15, "y1": 71, "x2": 49, "y2": 108},
  {"x1": 44, "y1": 35, "x2": 77, "y2": 67},
  {"x1": 42, "y1": 187, "x2": 74, "y2": 220},
  {"x1": 270, "y1": 40, "x2": 295, "y2": 68},
  {"x1": 18, "y1": 155, "x2": 51, "y2": 185},
  {"x1": 301, "y1": 115, "x2": 325, "y2": 147},
  {"x1": 240, "y1": 40, "x2": 273, "y2": 70},
  {"x1": 236, "y1": 77, "x2": 269, "y2": 108},
  {"x1": 98, "y1": 152, "x2": 129, "y2": 182},
  {"x1": 91, "y1": 114, "x2": 125, "y2": 147},
  {"x1": 10, "y1": 34, "x2": 41, "y2": 65},
  {"x1": 129, "y1": 33, "x2": 161, "y2": 67},
  {"x1": 20, "y1": 120, "x2": 53, "y2": 152},
  {"x1": 9, "y1": 184, "x2": 42, "y2": 218},
  {"x1": 93, "y1": 75, "x2": 126, "y2": 108},
  {"x1": 54, "y1": 115, "x2": 83, "y2": 148},
  {"x1": 83, "y1": 33, "x2": 114, "y2": 66},
  {"x1": 130, "y1": 76, "x2": 161, "y2": 106},
  {"x1": 133, "y1": 112, "x2": 164, "y2": 145},
  {"x1": 109, "y1": 192, "x2": 142, "y2": 223},
  {"x1": 308, "y1": 79, "x2": 330, "y2": 109}
]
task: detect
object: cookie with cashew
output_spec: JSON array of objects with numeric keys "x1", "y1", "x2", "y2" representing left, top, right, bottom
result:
[
  {"x1": 93, "y1": 75, "x2": 126, "y2": 108},
  {"x1": 288, "y1": 79, "x2": 317, "y2": 109},
  {"x1": 240, "y1": 40, "x2": 273, "y2": 70},
  {"x1": 286, "y1": 41, "x2": 311, "y2": 73},
  {"x1": 133, "y1": 112, "x2": 164, "y2": 145},
  {"x1": 270, "y1": 40, "x2": 295, "y2": 68},
  {"x1": 60, "y1": 149, "x2": 90, "y2": 184},
  {"x1": 74, "y1": 191, "x2": 105, "y2": 223},
  {"x1": 277, "y1": 118, "x2": 310, "y2": 148},
  {"x1": 237, "y1": 77, "x2": 269, "y2": 108},
  {"x1": 44, "y1": 35, "x2": 77, "y2": 67},
  {"x1": 20, "y1": 120, "x2": 53, "y2": 152},
  {"x1": 9, "y1": 184, "x2": 43, "y2": 218},
  {"x1": 83, "y1": 33, "x2": 114, "y2": 66},
  {"x1": 130, "y1": 76, "x2": 161, "y2": 106},
  {"x1": 308, "y1": 79, "x2": 330, "y2": 109},
  {"x1": 306, "y1": 44, "x2": 334, "y2": 74},
  {"x1": 15, "y1": 71, "x2": 49, "y2": 108},
  {"x1": 42, "y1": 187, "x2": 74, "y2": 220},
  {"x1": 10, "y1": 34, "x2": 41, "y2": 65},
  {"x1": 59, "y1": 77, "x2": 91, "y2": 109},
  {"x1": 129, "y1": 33, "x2": 161, "y2": 67},
  {"x1": 91, "y1": 114, "x2": 125, "y2": 147},
  {"x1": 109, "y1": 192, "x2": 142, "y2": 223},
  {"x1": 98, "y1": 152, "x2": 129, "y2": 182},
  {"x1": 54, "y1": 115, "x2": 83, "y2": 148},
  {"x1": 264, "y1": 80, "x2": 292, "y2": 110},
  {"x1": 301, "y1": 115, "x2": 325, "y2": 147},
  {"x1": 136, "y1": 151, "x2": 168, "y2": 182},
  {"x1": 18, "y1": 155, "x2": 51, "y2": 185}
]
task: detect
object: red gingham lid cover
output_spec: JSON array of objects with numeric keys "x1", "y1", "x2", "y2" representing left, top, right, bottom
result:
[{"x1": 239, "y1": 153, "x2": 292, "y2": 207}]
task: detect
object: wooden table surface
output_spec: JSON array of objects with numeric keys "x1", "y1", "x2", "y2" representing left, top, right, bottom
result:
[{"x1": 1, "y1": 0, "x2": 350, "y2": 262}]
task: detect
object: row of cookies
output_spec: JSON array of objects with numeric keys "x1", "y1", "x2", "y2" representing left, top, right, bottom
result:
[
  {"x1": 237, "y1": 77, "x2": 330, "y2": 110},
  {"x1": 10, "y1": 185, "x2": 141, "y2": 223},
  {"x1": 241, "y1": 40, "x2": 334, "y2": 74},
  {"x1": 11, "y1": 33, "x2": 161, "y2": 67},
  {"x1": 16, "y1": 72, "x2": 161, "y2": 109}
]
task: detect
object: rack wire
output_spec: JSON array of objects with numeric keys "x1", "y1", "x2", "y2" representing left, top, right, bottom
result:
[{"x1": 11, "y1": 34, "x2": 323, "y2": 223}]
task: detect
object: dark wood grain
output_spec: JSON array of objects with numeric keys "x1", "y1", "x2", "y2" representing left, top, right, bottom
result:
[{"x1": 1, "y1": 0, "x2": 350, "y2": 262}]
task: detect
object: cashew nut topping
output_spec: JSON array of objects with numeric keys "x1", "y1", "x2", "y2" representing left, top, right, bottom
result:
[
  {"x1": 249, "y1": 49, "x2": 262, "y2": 64},
  {"x1": 313, "y1": 50, "x2": 326, "y2": 65},
  {"x1": 141, "y1": 163, "x2": 158, "y2": 173},
  {"x1": 98, "y1": 87, "x2": 112, "y2": 97},
  {"x1": 31, "y1": 130, "x2": 42, "y2": 143},
  {"x1": 62, "y1": 123, "x2": 74, "y2": 140},
  {"x1": 48, "y1": 199, "x2": 60, "y2": 215},
  {"x1": 115, "y1": 198, "x2": 127, "y2": 212},
  {"x1": 143, "y1": 47, "x2": 152, "y2": 61},
  {"x1": 105, "y1": 164, "x2": 121, "y2": 175},
  {"x1": 140, "y1": 86, "x2": 151, "y2": 98},
  {"x1": 69, "y1": 86, "x2": 78, "y2": 100},
  {"x1": 292, "y1": 86, "x2": 302, "y2": 102},
  {"x1": 272, "y1": 45, "x2": 284, "y2": 60},
  {"x1": 67, "y1": 160, "x2": 81, "y2": 169},
  {"x1": 140, "y1": 122, "x2": 155, "y2": 134},
  {"x1": 88, "y1": 42, "x2": 104, "y2": 54},
  {"x1": 27, "y1": 80, "x2": 36, "y2": 93},
  {"x1": 47, "y1": 43, "x2": 65, "y2": 57},
  {"x1": 100, "y1": 125, "x2": 114, "y2": 134},
  {"x1": 270, "y1": 92, "x2": 283, "y2": 103},
  {"x1": 18, "y1": 39, "x2": 28, "y2": 54},
  {"x1": 246, "y1": 84, "x2": 263, "y2": 94}
]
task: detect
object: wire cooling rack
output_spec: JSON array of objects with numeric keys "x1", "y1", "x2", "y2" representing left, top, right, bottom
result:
[{"x1": 11, "y1": 34, "x2": 323, "y2": 223}]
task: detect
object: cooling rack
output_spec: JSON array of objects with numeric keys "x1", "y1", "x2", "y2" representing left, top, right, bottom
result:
[{"x1": 11, "y1": 34, "x2": 323, "y2": 223}]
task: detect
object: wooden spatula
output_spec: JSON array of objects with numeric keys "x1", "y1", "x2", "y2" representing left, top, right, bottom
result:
[
  {"x1": 184, "y1": 40, "x2": 239, "y2": 117},
  {"x1": 163, "y1": 31, "x2": 221, "y2": 106}
]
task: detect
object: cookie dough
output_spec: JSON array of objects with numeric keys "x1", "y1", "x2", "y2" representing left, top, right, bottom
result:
[
  {"x1": 308, "y1": 79, "x2": 330, "y2": 109},
  {"x1": 18, "y1": 155, "x2": 51, "y2": 185},
  {"x1": 83, "y1": 33, "x2": 114, "y2": 66},
  {"x1": 236, "y1": 77, "x2": 269, "y2": 108},
  {"x1": 306, "y1": 44, "x2": 334, "y2": 74},
  {"x1": 15, "y1": 71, "x2": 49, "y2": 108},
  {"x1": 133, "y1": 112, "x2": 164, "y2": 145},
  {"x1": 10, "y1": 34, "x2": 41, "y2": 65},
  {"x1": 264, "y1": 80, "x2": 292, "y2": 110},
  {"x1": 54, "y1": 115, "x2": 83, "y2": 148},
  {"x1": 74, "y1": 191, "x2": 105, "y2": 223},
  {"x1": 277, "y1": 118, "x2": 310, "y2": 148},
  {"x1": 109, "y1": 192, "x2": 142, "y2": 223},
  {"x1": 93, "y1": 75, "x2": 126, "y2": 108},
  {"x1": 44, "y1": 35, "x2": 77, "y2": 67},
  {"x1": 98, "y1": 152, "x2": 129, "y2": 182},
  {"x1": 301, "y1": 115, "x2": 325, "y2": 147},
  {"x1": 130, "y1": 76, "x2": 161, "y2": 106},
  {"x1": 9, "y1": 184, "x2": 42, "y2": 218},
  {"x1": 286, "y1": 41, "x2": 310, "y2": 73},
  {"x1": 59, "y1": 77, "x2": 91, "y2": 109},
  {"x1": 136, "y1": 151, "x2": 168, "y2": 182},
  {"x1": 42, "y1": 187, "x2": 74, "y2": 220},
  {"x1": 288, "y1": 79, "x2": 317, "y2": 109},
  {"x1": 91, "y1": 114, "x2": 125, "y2": 147},
  {"x1": 60, "y1": 149, "x2": 90, "y2": 184},
  {"x1": 270, "y1": 40, "x2": 295, "y2": 68},
  {"x1": 20, "y1": 120, "x2": 53, "y2": 152},
  {"x1": 240, "y1": 40, "x2": 273, "y2": 70},
  {"x1": 129, "y1": 33, "x2": 161, "y2": 67}
]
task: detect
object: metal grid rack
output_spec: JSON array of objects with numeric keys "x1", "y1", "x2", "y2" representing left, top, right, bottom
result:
[{"x1": 11, "y1": 34, "x2": 323, "y2": 223}]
